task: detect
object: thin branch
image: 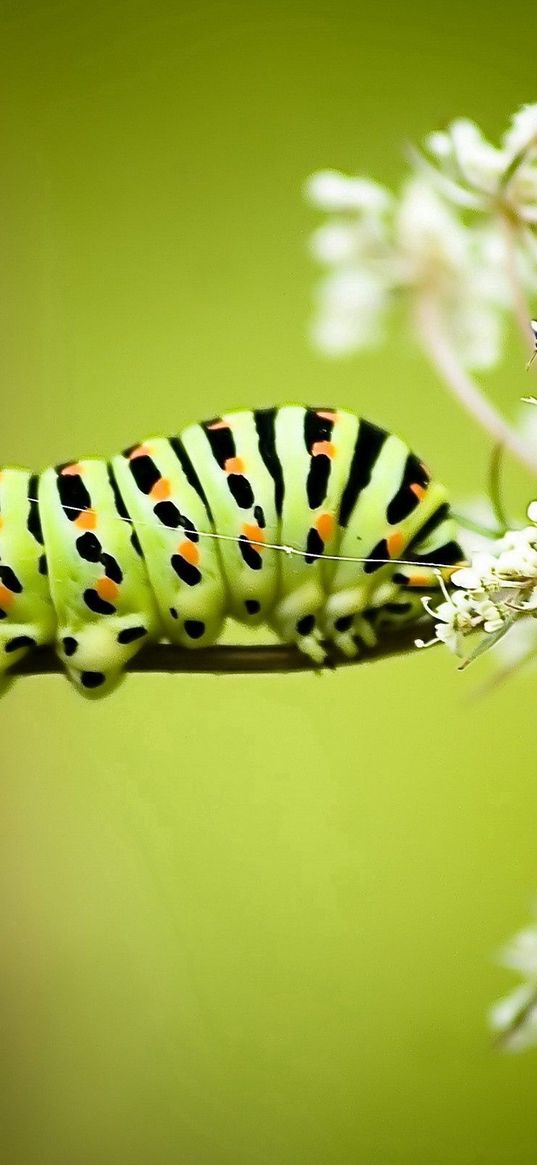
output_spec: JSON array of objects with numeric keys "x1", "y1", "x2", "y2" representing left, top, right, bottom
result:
[
  {"x1": 11, "y1": 623, "x2": 427, "y2": 679},
  {"x1": 415, "y1": 294, "x2": 537, "y2": 477}
]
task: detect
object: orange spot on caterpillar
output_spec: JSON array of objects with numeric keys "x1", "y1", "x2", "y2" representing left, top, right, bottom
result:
[
  {"x1": 96, "y1": 577, "x2": 119, "y2": 602},
  {"x1": 242, "y1": 524, "x2": 266, "y2": 549},
  {"x1": 311, "y1": 441, "x2": 336, "y2": 458},
  {"x1": 150, "y1": 478, "x2": 171, "y2": 501},
  {"x1": 224, "y1": 456, "x2": 245, "y2": 474},
  {"x1": 315, "y1": 512, "x2": 334, "y2": 541},
  {"x1": 387, "y1": 532, "x2": 405, "y2": 558},
  {"x1": 74, "y1": 509, "x2": 97, "y2": 531},
  {"x1": 316, "y1": 410, "x2": 337, "y2": 421},
  {"x1": 409, "y1": 483, "x2": 427, "y2": 501},
  {"x1": 207, "y1": 420, "x2": 229, "y2": 431},
  {"x1": 128, "y1": 445, "x2": 151, "y2": 460},
  {"x1": 0, "y1": 516, "x2": 3, "y2": 531},
  {"x1": 61, "y1": 463, "x2": 84, "y2": 476},
  {"x1": 0, "y1": 584, "x2": 14, "y2": 609},
  {"x1": 407, "y1": 573, "x2": 429, "y2": 588},
  {"x1": 178, "y1": 540, "x2": 200, "y2": 566}
]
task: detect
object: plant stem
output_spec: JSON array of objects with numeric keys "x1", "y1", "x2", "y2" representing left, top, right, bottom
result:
[
  {"x1": 488, "y1": 443, "x2": 509, "y2": 532},
  {"x1": 415, "y1": 294, "x2": 537, "y2": 477},
  {"x1": 10, "y1": 623, "x2": 426, "y2": 680}
]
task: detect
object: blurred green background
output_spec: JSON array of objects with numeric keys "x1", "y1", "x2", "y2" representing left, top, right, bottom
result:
[{"x1": 2, "y1": 2, "x2": 537, "y2": 1162}]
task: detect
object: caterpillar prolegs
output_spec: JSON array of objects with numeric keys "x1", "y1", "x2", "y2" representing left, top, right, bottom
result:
[{"x1": 0, "y1": 405, "x2": 462, "y2": 696}]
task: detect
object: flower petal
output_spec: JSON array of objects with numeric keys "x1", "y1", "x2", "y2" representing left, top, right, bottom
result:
[
  {"x1": 305, "y1": 170, "x2": 392, "y2": 213},
  {"x1": 503, "y1": 103, "x2": 537, "y2": 157}
]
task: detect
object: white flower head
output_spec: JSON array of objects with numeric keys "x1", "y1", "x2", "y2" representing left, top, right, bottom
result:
[
  {"x1": 305, "y1": 100, "x2": 537, "y2": 455},
  {"x1": 499, "y1": 925, "x2": 537, "y2": 977},
  {"x1": 420, "y1": 508, "x2": 537, "y2": 665},
  {"x1": 420, "y1": 104, "x2": 537, "y2": 226},
  {"x1": 395, "y1": 177, "x2": 468, "y2": 276},
  {"x1": 490, "y1": 907, "x2": 537, "y2": 1053},
  {"x1": 424, "y1": 118, "x2": 506, "y2": 203},
  {"x1": 310, "y1": 268, "x2": 389, "y2": 356},
  {"x1": 309, "y1": 222, "x2": 359, "y2": 266},
  {"x1": 305, "y1": 170, "x2": 393, "y2": 215},
  {"x1": 489, "y1": 984, "x2": 537, "y2": 1053},
  {"x1": 504, "y1": 104, "x2": 537, "y2": 159},
  {"x1": 306, "y1": 165, "x2": 518, "y2": 369}
]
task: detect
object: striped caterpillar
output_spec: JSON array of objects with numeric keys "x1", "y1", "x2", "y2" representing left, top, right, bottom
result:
[{"x1": 0, "y1": 405, "x2": 462, "y2": 695}]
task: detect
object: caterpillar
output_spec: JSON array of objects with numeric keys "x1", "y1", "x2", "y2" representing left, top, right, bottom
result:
[{"x1": 0, "y1": 405, "x2": 462, "y2": 696}]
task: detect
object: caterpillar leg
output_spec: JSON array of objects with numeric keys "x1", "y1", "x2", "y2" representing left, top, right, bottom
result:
[
  {"x1": 370, "y1": 592, "x2": 429, "y2": 632},
  {"x1": 270, "y1": 581, "x2": 327, "y2": 664},
  {"x1": 319, "y1": 586, "x2": 374, "y2": 658},
  {"x1": 326, "y1": 595, "x2": 426, "y2": 658}
]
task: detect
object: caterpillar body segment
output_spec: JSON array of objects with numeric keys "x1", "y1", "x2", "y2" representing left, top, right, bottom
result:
[
  {"x1": 38, "y1": 461, "x2": 160, "y2": 691},
  {"x1": 0, "y1": 469, "x2": 55, "y2": 669},
  {"x1": 112, "y1": 437, "x2": 227, "y2": 649},
  {"x1": 0, "y1": 405, "x2": 463, "y2": 695},
  {"x1": 180, "y1": 411, "x2": 281, "y2": 625},
  {"x1": 270, "y1": 406, "x2": 360, "y2": 662}
]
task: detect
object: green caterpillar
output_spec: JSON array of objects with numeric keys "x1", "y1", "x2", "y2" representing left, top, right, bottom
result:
[{"x1": 0, "y1": 405, "x2": 462, "y2": 695}]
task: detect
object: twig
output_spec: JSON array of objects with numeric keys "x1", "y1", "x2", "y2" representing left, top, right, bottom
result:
[
  {"x1": 11, "y1": 623, "x2": 427, "y2": 679},
  {"x1": 415, "y1": 295, "x2": 537, "y2": 477}
]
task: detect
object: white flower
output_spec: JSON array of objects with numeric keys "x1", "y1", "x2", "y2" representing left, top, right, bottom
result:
[
  {"x1": 424, "y1": 118, "x2": 506, "y2": 204},
  {"x1": 306, "y1": 98, "x2": 537, "y2": 410},
  {"x1": 500, "y1": 925, "x2": 537, "y2": 976},
  {"x1": 420, "y1": 105, "x2": 537, "y2": 225},
  {"x1": 395, "y1": 178, "x2": 469, "y2": 277},
  {"x1": 395, "y1": 180, "x2": 515, "y2": 369},
  {"x1": 504, "y1": 104, "x2": 537, "y2": 159},
  {"x1": 305, "y1": 170, "x2": 392, "y2": 214},
  {"x1": 306, "y1": 170, "x2": 516, "y2": 368},
  {"x1": 309, "y1": 222, "x2": 360, "y2": 265},
  {"x1": 419, "y1": 587, "x2": 505, "y2": 657},
  {"x1": 310, "y1": 268, "x2": 389, "y2": 356},
  {"x1": 454, "y1": 491, "x2": 537, "y2": 676},
  {"x1": 489, "y1": 984, "x2": 537, "y2": 1053},
  {"x1": 421, "y1": 503, "x2": 537, "y2": 663},
  {"x1": 490, "y1": 912, "x2": 537, "y2": 1052}
]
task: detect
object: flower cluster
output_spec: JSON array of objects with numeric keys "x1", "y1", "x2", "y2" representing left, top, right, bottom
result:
[
  {"x1": 420, "y1": 105, "x2": 537, "y2": 225},
  {"x1": 419, "y1": 503, "x2": 537, "y2": 663},
  {"x1": 305, "y1": 105, "x2": 537, "y2": 371},
  {"x1": 490, "y1": 910, "x2": 537, "y2": 1052},
  {"x1": 307, "y1": 105, "x2": 537, "y2": 1058}
]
